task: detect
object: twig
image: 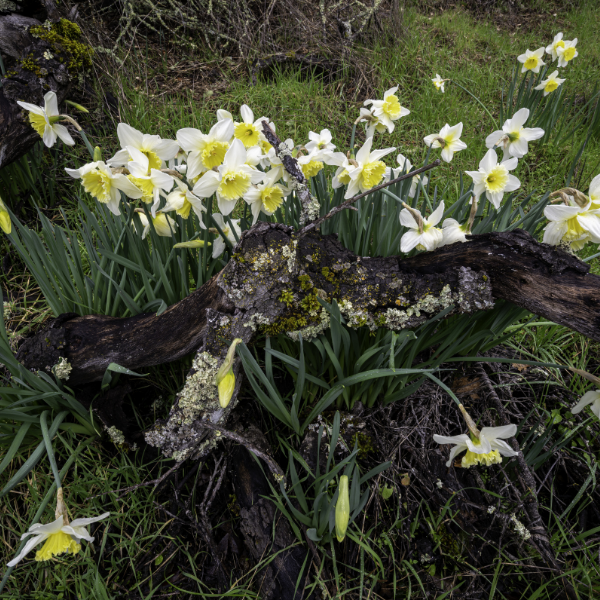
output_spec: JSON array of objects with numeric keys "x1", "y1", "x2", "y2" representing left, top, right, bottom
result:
[
  {"x1": 196, "y1": 420, "x2": 286, "y2": 482},
  {"x1": 297, "y1": 159, "x2": 442, "y2": 238}
]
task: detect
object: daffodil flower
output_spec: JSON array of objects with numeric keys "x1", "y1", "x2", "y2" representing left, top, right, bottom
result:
[
  {"x1": 542, "y1": 198, "x2": 600, "y2": 251},
  {"x1": 431, "y1": 74, "x2": 445, "y2": 92},
  {"x1": 161, "y1": 179, "x2": 206, "y2": 224},
  {"x1": 344, "y1": 137, "x2": 395, "y2": 199},
  {"x1": 7, "y1": 491, "x2": 109, "y2": 567},
  {"x1": 517, "y1": 47, "x2": 546, "y2": 73},
  {"x1": 423, "y1": 123, "x2": 467, "y2": 163},
  {"x1": 434, "y1": 424, "x2": 518, "y2": 468},
  {"x1": 382, "y1": 154, "x2": 428, "y2": 198},
  {"x1": 441, "y1": 218, "x2": 470, "y2": 245},
  {"x1": 297, "y1": 148, "x2": 331, "y2": 179},
  {"x1": 571, "y1": 390, "x2": 600, "y2": 419},
  {"x1": 176, "y1": 120, "x2": 234, "y2": 181},
  {"x1": 556, "y1": 38, "x2": 578, "y2": 68},
  {"x1": 17, "y1": 91, "x2": 75, "y2": 148},
  {"x1": 546, "y1": 32, "x2": 565, "y2": 62},
  {"x1": 359, "y1": 107, "x2": 388, "y2": 137},
  {"x1": 0, "y1": 196, "x2": 11, "y2": 235},
  {"x1": 65, "y1": 161, "x2": 143, "y2": 215},
  {"x1": 210, "y1": 213, "x2": 241, "y2": 258},
  {"x1": 400, "y1": 202, "x2": 444, "y2": 253},
  {"x1": 244, "y1": 169, "x2": 290, "y2": 224},
  {"x1": 465, "y1": 149, "x2": 520, "y2": 209},
  {"x1": 305, "y1": 129, "x2": 336, "y2": 153},
  {"x1": 263, "y1": 138, "x2": 294, "y2": 179},
  {"x1": 335, "y1": 475, "x2": 350, "y2": 542},
  {"x1": 192, "y1": 139, "x2": 264, "y2": 215},
  {"x1": 589, "y1": 174, "x2": 600, "y2": 208},
  {"x1": 126, "y1": 147, "x2": 175, "y2": 217},
  {"x1": 363, "y1": 86, "x2": 410, "y2": 134},
  {"x1": 485, "y1": 108, "x2": 544, "y2": 160},
  {"x1": 233, "y1": 105, "x2": 273, "y2": 149},
  {"x1": 534, "y1": 70, "x2": 565, "y2": 96},
  {"x1": 134, "y1": 209, "x2": 177, "y2": 239},
  {"x1": 107, "y1": 123, "x2": 179, "y2": 171}
]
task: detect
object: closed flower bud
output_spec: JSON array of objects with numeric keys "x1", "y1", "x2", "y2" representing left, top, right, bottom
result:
[
  {"x1": 93, "y1": 146, "x2": 103, "y2": 162},
  {"x1": 335, "y1": 475, "x2": 350, "y2": 542},
  {"x1": 0, "y1": 196, "x2": 11, "y2": 235},
  {"x1": 215, "y1": 338, "x2": 243, "y2": 408}
]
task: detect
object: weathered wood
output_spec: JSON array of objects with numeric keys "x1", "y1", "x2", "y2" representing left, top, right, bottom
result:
[{"x1": 17, "y1": 223, "x2": 600, "y2": 388}]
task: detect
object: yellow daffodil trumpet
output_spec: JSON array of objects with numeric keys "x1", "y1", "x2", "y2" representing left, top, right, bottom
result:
[{"x1": 216, "y1": 338, "x2": 243, "y2": 408}]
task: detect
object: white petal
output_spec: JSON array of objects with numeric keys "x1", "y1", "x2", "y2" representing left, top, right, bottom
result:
[
  {"x1": 480, "y1": 149, "x2": 498, "y2": 172},
  {"x1": 356, "y1": 137, "x2": 374, "y2": 165},
  {"x1": 193, "y1": 170, "x2": 220, "y2": 198},
  {"x1": 466, "y1": 436, "x2": 492, "y2": 454},
  {"x1": 481, "y1": 424, "x2": 517, "y2": 439},
  {"x1": 106, "y1": 148, "x2": 131, "y2": 167},
  {"x1": 510, "y1": 108, "x2": 530, "y2": 130},
  {"x1": 69, "y1": 512, "x2": 110, "y2": 528},
  {"x1": 223, "y1": 139, "x2": 247, "y2": 168},
  {"x1": 400, "y1": 230, "x2": 421, "y2": 253},
  {"x1": 489, "y1": 438, "x2": 519, "y2": 457},
  {"x1": 240, "y1": 104, "x2": 254, "y2": 124},
  {"x1": 112, "y1": 174, "x2": 143, "y2": 199},
  {"x1": 53, "y1": 124, "x2": 75, "y2": 146},
  {"x1": 433, "y1": 433, "x2": 470, "y2": 445},
  {"x1": 43, "y1": 124, "x2": 57, "y2": 148},
  {"x1": 17, "y1": 101, "x2": 45, "y2": 116},
  {"x1": 153, "y1": 139, "x2": 180, "y2": 161},
  {"x1": 399, "y1": 208, "x2": 418, "y2": 229},
  {"x1": 543, "y1": 221, "x2": 568, "y2": 245},
  {"x1": 62, "y1": 525, "x2": 94, "y2": 542},
  {"x1": 577, "y1": 214, "x2": 600, "y2": 242},
  {"x1": 440, "y1": 147, "x2": 454, "y2": 163},
  {"x1": 43, "y1": 91, "x2": 59, "y2": 117},
  {"x1": 177, "y1": 128, "x2": 204, "y2": 152},
  {"x1": 117, "y1": 123, "x2": 144, "y2": 150},
  {"x1": 150, "y1": 169, "x2": 174, "y2": 192},
  {"x1": 7, "y1": 534, "x2": 47, "y2": 567},
  {"x1": 521, "y1": 127, "x2": 545, "y2": 142},
  {"x1": 428, "y1": 201, "x2": 445, "y2": 226},
  {"x1": 370, "y1": 146, "x2": 396, "y2": 162},
  {"x1": 544, "y1": 204, "x2": 582, "y2": 221},
  {"x1": 217, "y1": 195, "x2": 238, "y2": 216},
  {"x1": 212, "y1": 237, "x2": 226, "y2": 259},
  {"x1": 211, "y1": 118, "x2": 235, "y2": 142}
]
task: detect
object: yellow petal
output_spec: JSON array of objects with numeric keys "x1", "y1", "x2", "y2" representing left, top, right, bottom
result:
[{"x1": 35, "y1": 531, "x2": 80, "y2": 562}]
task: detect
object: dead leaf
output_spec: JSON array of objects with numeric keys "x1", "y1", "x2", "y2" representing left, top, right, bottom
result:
[{"x1": 401, "y1": 473, "x2": 410, "y2": 486}]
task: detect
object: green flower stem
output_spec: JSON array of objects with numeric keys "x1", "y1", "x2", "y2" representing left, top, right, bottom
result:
[
  {"x1": 40, "y1": 410, "x2": 62, "y2": 489},
  {"x1": 78, "y1": 130, "x2": 96, "y2": 159},
  {"x1": 450, "y1": 80, "x2": 498, "y2": 129},
  {"x1": 0, "y1": 437, "x2": 97, "y2": 593}
]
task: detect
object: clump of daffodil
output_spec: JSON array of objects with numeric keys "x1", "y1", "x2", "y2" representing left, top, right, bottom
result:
[
  {"x1": 17, "y1": 91, "x2": 75, "y2": 148},
  {"x1": 0, "y1": 195, "x2": 11, "y2": 235},
  {"x1": 485, "y1": 108, "x2": 544, "y2": 160},
  {"x1": 434, "y1": 405, "x2": 518, "y2": 468},
  {"x1": 557, "y1": 38, "x2": 578, "y2": 68},
  {"x1": 517, "y1": 47, "x2": 546, "y2": 73},
  {"x1": 363, "y1": 86, "x2": 410, "y2": 134},
  {"x1": 423, "y1": 122, "x2": 467, "y2": 163},
  {"x1": 7, "y1": 488, "x2": 109, "y2": 567},
  {"x1": 534, "y1": 70, "x2": 565, "y2": 96},
  {"x1": 335, "y1": 475, "x2": 350, "y2": 542},
  {"x1": 400, "y1": 202, "x2": 444, "y2": 253},
  {"x1": 216, "y1": 339, "x2": 243, "y2": 408},
  {"x1": 542, "y1": 188, "x2": 600, "y2": 250},
  {"x1": 107, "y1": 123, "x2": 179, "y2": 171},
  {"x1": 134, "y1": 209, "x2": 177, "y2": 239},
  {"x1": 465, "y1": 148, "x2": 520, "y2": 209},
  {"x1": 192, "y1": 139, "x2": 264, "y2": 215},
  {"x1": 431, "y1": 74, "x2": 446, "y2": 92}
]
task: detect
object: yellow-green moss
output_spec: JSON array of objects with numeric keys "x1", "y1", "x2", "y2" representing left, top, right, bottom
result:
[
  {"x1": 350, "y1": 431, "x2": 375, "y2": 458},
  {"x1": 30, "y1": 19, "x2": 93, "y2": 72},
  {"x1": 21, "y1": 53, "x2": 42, "y2": 76},
  {"x1": 279, "y1": 289, "x2": 295, "y2": 307},
  {"x1": 298, "y1": 274, "x2": 313, "y2": 291}
]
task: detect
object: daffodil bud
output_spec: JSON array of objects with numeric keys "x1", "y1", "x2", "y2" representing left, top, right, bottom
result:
[
  {"x1": 65, "y1": 100, "x2": 89, "y2": 113},
  {"x1": 0, "y1": 196, "x2": 11, "y2": 235},
  {"x1": 93, "y1": 146, "x2": 103, "y2": 162},
  {"x1": 216, "y1": 338, "x2": 242, "y2": 408},
  {"x1": 335, "y1": 475, "x2": 350, "y2": 542}
]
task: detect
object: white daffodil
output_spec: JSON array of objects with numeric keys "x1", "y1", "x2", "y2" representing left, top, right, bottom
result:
[
  {"x1": 107, "y1": 123, "x2": 179, "y2": 171},
  {"x1": 344, "y1": 137, "x2": 395, "y2": 199},
  {"x1": 233, "y1": 104, "x2": 273, "y2": 149},
  {"x1": 298, "y1": 148, "x2": 332, "y2": 179},
  {"x1": 434, "y1": 424, "x2": 518, "y2": 468},
  {"x1": 557, "y1": 38, "x2": 578, "y2": 68},
  {"x1": 17, "y1": 91, "x2": 75, "y2": 148},
  {"x1": 589, "y1": 174, "x2": 600, "y2": 208},
  {"x1": 161, "y1": 179, "x2": 206, "y2": 225},
  {"x1": 485, "y1": 108, "x2": 544, "y2": 160},
  {"x1": 363, "y1": 86, "x2": 410, "y2": 134},
  {"x1": 546, "y1": 32, "x2": 565, "y2": 62},
  {"x1": 134, "y1": 209, "x2": 177, "y2": 239},
  {"x1": 211, "y1": 213, "x2": 241, "y2": 259},
  {"x1": 400, "y1": 202, "x2": 444, "y2": 253},
  {"x1": 542, "y1": 199, "x2": 600, "y2": 251},
  {"x1": 572, "y1": 390, "x2": 600, "y2": 419},
  {"x1": 423, "y1": 123, "x2": 467, "y2": 163},
  {"x1": 7, "y1": 491, "x2": 109, "y2": 567},
  {"x1": 517, "y1": 47, "x2": 546, "y2": 73},
  {"x1": 359, "y1": 107, "x2": 388, "y2": 137},
  {"x1": 535, "y1": 70, "x2": 565, "y2": 96},
  {"x1": 0, "y1": 196, "x2": 11, "y2": 235},
  {"x1": 244, "y1": 168, "x2": 290, "y2": 223},
  {"x1": 192, "y1": 139, "x2": 264, "y2": 215},
  {"x1": 383, "y1": 154, "x2": 428, "y2": 198},
  {"x1": 441, "y1": 218, "x2": 470, "y2": 245},
  {"x1": 465, "y1": 149, "x2": 520, "y2": 209},
  {"x1": 432, "y1": 74, "x2": 445, "y2": 92},
  {"x1": 176, "y1": 119, "x2": 234, "y2": 181},
  {"x1": 217, "y1": 108, "x2": 234, "y2": 122},
  {"x1": 126, "y1": 147, "x2": 174, "y2": 217},
  {"x1": 65, "y1": 161, "x2": 143, "y2": 215},
  {"x1": 305, "y1": 129, "x2": 336, "y2": 153}
]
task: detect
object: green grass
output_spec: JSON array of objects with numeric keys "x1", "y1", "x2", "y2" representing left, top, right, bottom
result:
[{"x1": 2, "y1": 0, "x2": 600, "y2": 597}]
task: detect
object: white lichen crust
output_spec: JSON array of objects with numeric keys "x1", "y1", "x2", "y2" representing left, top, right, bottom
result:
[
  {"x1": 53, "y1": 356, "x2": 73, "y2": 381},
  {"x1": 106, "y1": 425, "x2": 126, "y2": 446}
]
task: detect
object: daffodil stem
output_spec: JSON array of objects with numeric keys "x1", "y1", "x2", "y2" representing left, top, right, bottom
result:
[
  {"x1": 0, "y1": 437, "x2": 96, "y2": 594},
  {"x1": 349, "y1": 122, "x2": 358, "y2": 155},
  {"x1": 78, "y1": 130, "x2": 95, "y2": 159},
  {"x1": 40, "y1": 411, "x2": 62, "y2": 488},
  {"x1": 450, "y1": 81, "x2": 498, "y2": 129}
]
